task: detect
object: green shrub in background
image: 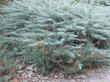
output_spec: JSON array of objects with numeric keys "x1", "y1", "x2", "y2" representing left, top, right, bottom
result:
[
  {"x1": 0, "y1": 0, "x2": 4, "y2": 4},
  {"x1": 0, "y1": 0, "x2": 110, "y2": 76},
  {"x1": 0, "y1": 0, "x2": 9, "y2": 4}
]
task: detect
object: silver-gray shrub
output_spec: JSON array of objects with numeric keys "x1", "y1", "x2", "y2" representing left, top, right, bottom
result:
[{"x1": 0, "y1": 0, "x2": 110, "y2": 75}]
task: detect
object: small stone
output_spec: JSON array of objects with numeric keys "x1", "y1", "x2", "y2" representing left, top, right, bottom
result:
[
  {"x1": 54, "y1": 75, "x2": 58, "y2": 78},
  {"x1": 106, "y1": 75, "x2": 110, "y2": 80},
  {"x1": 27, "y1": 71, "x2": 33, "y2": 78},
  {"x1": 71, "y1": 79, "x2": 76, "y2": 82},
  {"x1": 59, "y1": 73, "x2": 64, "y2": 78},
  {"x1": 26, "y1": 66, "x2": 33, "y2": 70},
  {"x1": 37, "y1": 75, "x2": 41, "y2": 79},
  {"x1": 42, "y1": 76, "x2": 48, "y2": 80},
  {"x1": 60, "y1": 74, "x2": 64, "y2": 78},
  {"x1": 41, "y1": 80, "x2": 45, "y2": 82},
  {"x1": 75, "y1": 75, "x2": 87, "y2": 79},
  {"x1": 32, "y1": 77, "x2": 39, "y2": 82},
  {"x1": 68, "y1": 76, "x2": 72, "y2": 79},
  {"x1": 22, "y1": 80, "x2": 28, "y2": 82}
]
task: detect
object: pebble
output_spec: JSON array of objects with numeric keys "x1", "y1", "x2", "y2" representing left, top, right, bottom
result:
[
  {"x1": 75, "y1": 75, "x2": 87, "y2": 79},
  {"x1": 22, "y1": 80, "x2": 28, "y2": 82},
  {"x1": 41, "y1": 80, "x2": 45, "y2": 82},
  {"x1": 106, "y1": 75, "x2": 110, "y2": 80},
  {"x1": 32, "y1": 77, "x2": 39, "y2": 82},
  {"x1": 54, "y1": 75, "x2": 58, "y2": 78},
  {"x1": 71, "y1": 79, "x2": 76, "y2": 82},
  {"x1": 27, "y1": 70, "x2": 33, "y2": 78},
  {"x1": 42, "y1": 76, "x2": 49, "y2": 80}
]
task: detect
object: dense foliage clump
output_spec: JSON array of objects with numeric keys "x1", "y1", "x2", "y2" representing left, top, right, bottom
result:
[{"x1": 0, "y1": 0, "x2": 110, "y2": 75}]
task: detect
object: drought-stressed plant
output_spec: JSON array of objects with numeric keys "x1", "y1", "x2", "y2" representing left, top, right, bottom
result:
[{"x1": 0, "y1": 0, "x2": 110, "y2": 76}]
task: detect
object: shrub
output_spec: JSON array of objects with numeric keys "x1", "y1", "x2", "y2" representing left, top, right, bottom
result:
[{"x1": 0, "y1": 0, "x2": 110, "y2": 75}]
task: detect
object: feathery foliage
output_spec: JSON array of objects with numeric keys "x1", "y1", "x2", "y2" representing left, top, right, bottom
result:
[{"x1": 0, "y1": 0, "x2": 110, "y2": 75}]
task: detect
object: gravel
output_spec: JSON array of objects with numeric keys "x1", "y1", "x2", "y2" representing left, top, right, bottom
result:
[{"x1": 15, "y1": 65, "x2": 110, "y2": 82}]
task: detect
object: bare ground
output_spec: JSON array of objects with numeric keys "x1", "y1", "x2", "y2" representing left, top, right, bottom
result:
[{"x1": 13, "y1": 65, "x2": 110, "y2": 82}]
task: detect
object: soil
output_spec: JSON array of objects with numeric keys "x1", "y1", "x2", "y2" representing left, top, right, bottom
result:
[{"x1": 13, "y1": 65, "x2": 110, "y2": 82}]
